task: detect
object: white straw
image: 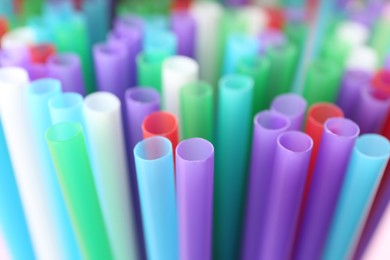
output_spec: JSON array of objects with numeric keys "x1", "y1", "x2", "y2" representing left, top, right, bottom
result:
[
  {"x1": 345, "y1": 46, "x2": 378, "y2": 73},
  {"x1": 83, "y1": 91, "x2": 138, "y2": 260},
  {"x1": 1, "y1": 27, "x2": 36, "y2": 49},
  {"x1": 237, "y1": 5, "x2": 268, "y2": 36},
  {"x1": 0, "y1": 67, "x2": 69, "y2": 260}
]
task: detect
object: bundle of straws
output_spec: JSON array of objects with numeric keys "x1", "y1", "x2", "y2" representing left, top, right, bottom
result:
[{"x1": 1, "y1": 0, "x2": 390, "y2": 259}]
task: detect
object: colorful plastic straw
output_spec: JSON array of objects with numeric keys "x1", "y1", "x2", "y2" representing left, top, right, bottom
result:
[
  {"x1": 336, "y1": 70, "x2": 371, "y2": 118},
  {"x1": 242, "y1": 110, "x2": 290, "y2": 260},
  {"x1": 345, "y1": 46, "x2": 378, "y2": 73},
  {"x1": 0, "y1": 121, "x2": 35, "y2": 260},
  {"x1": 190, "y1": 1, "x2": 223, "y2": 86},
  {"x1": 372, "y1": 70, "x2": 390, "y2": 96},
  {"x1": 236, "y1": 55, "x2": 270, "y2": 116},
  {"x1": 260, "y1": 131, "x2": 313, "y2": 260},
  {"x1": 0, "y1": 230, "x2": 11, "y2": 260},
  {"x1": 0, "y1": 67, "x2": 71, "y2": 260},
  {"x1": 46, "y1": 122, "x2": 113, "y2": 260},
  {"x1": 176, "y1": 138, "x2": 214, "y2": 260},
  {"x1": 49, "y1": 92, "x2": 86, "y2": 128},
  {"x1": 303, "y1": 59, "x2": 342, "y2": 106},
  {"x1": 82, "y1": 0, "x2": 109, "y2": 46},
  {"x1": 29, "y1": 43, "x2": 55, "y2": 64},
  {"x1": 137, "y1": 51, "x2": 170, "y2": 93},
  {"x1": 1, "y1": 27, "x2": 36, "y2": 49},
  {"x1": 47, "y1": 53, "x2": 86, "y2": 95},
  {"x1": 26, "y1": 79, "x2": 80, "y2": 260},
  {"x1": 214, "y1": 74, "x2": 253, "y2": 260},
  {"x1": 162, "y1": 55, "x2": 198, "y2": 119},
  {"x1": 370, "y1": 4, "x2": 390, "y2": 64},
  {"x1": 144, "y1": 29, "x2": 177, "y2": 57},
  {"x1": 180, "y1": 81, "x2": 214, "y2": 141},
  {"x1": 142, "y1": 111, "x2": 179, "y2": 152},
  {"x1": 352, "y1": 87, "x2": 390, "y2": 134},
  {"x1": 258, "y1": 29, "x2": 286, "y2": 54},
  {"x1": 94, "y1": 41, "x2": 131, "y2": 98},
  {"x1": 83, "y1": 92, "x2": 138, "y2": 260},
  {"x1": 171, "y1": 11, "x2": 195, "y2": 58},
  {"x1": 323, "y1": 134, "x2": 390, "y2": 260},
  {"x1": 294, "y1": 118, "x2": 360, "y2": 260},
  {"x1": 0, "y1": 46, "x2": 30, "y2": 68},
  {"x1": 133, "y1": 136, "x2": 178, "y2": 260},
  {"x1": 270, "y1": 93, "x2": 307, "y2": 130}
]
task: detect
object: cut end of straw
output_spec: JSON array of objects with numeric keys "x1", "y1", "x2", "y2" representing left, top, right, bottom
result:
[
  {"x1": 176, "y1": 138, "x2": 214, "y2": 162},
  {"x1": 325, "y1": 118, "x2": 360, "y2": 138},
  {"x1": 255, "y1": 110, "x2": 290, "y2": 131},
  {"x1": 84, "y1": 92, "x2": 120, "y2": 113},
  {"x1": 134, "y1": 136, "x2": 172, "y2": 161},
  {"x1": 49, "y1": 93, "x2": 82, "y2": 110},
  {"x1": 46, "y1": 122, "x2": 82, "y2": 143},
  {"x1": 356, "y1": 134, "x2": 390, "y2": 159},
  {"x1": 278, "y1": 131, "x2": 313, "y2": 153}
]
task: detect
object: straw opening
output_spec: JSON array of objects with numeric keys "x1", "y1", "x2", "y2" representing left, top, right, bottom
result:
[
  {"x1": 272, "y1": 94, "x2": 306, "y2": 116},
  {"x1": 309, "y1": 103, "x2": 344, "y2": 126},
  {"x1": 50, "y1": 93, "x2": 82, "y2": 109},
  {"x1": 221, "y1": 75, "x2": 253, "y2": 91},
  {"x1": 256, "y1": 111, "x2": 290, "y2": 130},
  {"x1": 29, "y1": 79, "x2": 60, "y2": 95},
  {"x1": 84, "y1": 92, "x2": 120, "y2": 112},
  {"x1": 50, "y1": 54, "x2": 76, "y2": 66},
  {"x1": 177, "y1": 138, "x2": 214, "y2": 162},
  {"x1": 135, "y1": 136, "x2": 172, "y2": 160},
  {"x1": 325, "y1": 118, "x2": 360, "y2": 138},
  {"x1": 46, "y1": 122, "x2": 82, "y2": 142},
  {"x1": 128, "y1": 88, "x2": 159, "y2": 103},
  {"x1": 164, "y1": 56, "x2": 198, "y2": 75},
  {"x1": 278, "y1": 131, "x2": 313, "y2": 153},
  {"x1": 0, "y1": 67, "x2": 28, "y2": 85},
  {"x1": 143, "y1": 111, "x2": 177, "y2": 135},
  {"x1": 356, "y1": 134, "x2": 390, "y2": 158}
]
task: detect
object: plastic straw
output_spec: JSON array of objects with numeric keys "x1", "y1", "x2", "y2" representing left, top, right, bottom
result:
[
  {"x1": 133, "y1": 136, "x2": 178, "y2": 260},
  {"x1": 142, "y1": 111, "x2": 179, "y2": 152},
  {"x1": 370, "y1": 4, "x2": 390, "y2": 64},
  {"x1": 372, "y1": 70, "x2": 390, "y2": 96},
  {"x1": 162, "y1": 55, "x2": 198, "y2": 119},
  {"x1": 258, "y1": 29, "x2": 286, "y2": 54},
  {"x1": 294, "y1": 118, "x2": 360, "y2": 260},
  {"x1": 323, "y1": 134, "x2": 390, "y2": 260},
  {"x1": 242, "y1": 110, "x2": 290, "y2": 260},
  {"x1": 47, "y1": 53, "x2": 86, "y2": 95},
  {"x1": 126, "y1": 87, "x2": 161, "y2": 150},
  {"x1": 214, "y1": 74, "x2": 253, "y2": 260},
  {"x1": 171, "y1": 11, "x2": 195, "y2": 58},
  {"x1": 176, "y1": 138, "x2": 214, "y2": 260},
  {"x1": 94, "y1": 41, "x2": 131, "y2": 98},
  {"x1": 260, "y1": 131, "x2": 313, "y2": 260},
  {"x1": 0, "y1": 67, "x2": 72, "y2": 260},
  {"x1": 82, "y1": 0, "x2": 109, "y2": 46},
  {"x1": 49, "y1": 92, "x2": 86, "y2": 127},
  {"x1": 0, "y1": 121, "x2": 35, "y2": 260},
  {"x1": 0, "y1": 46, "x2": 30, "y2": 69},
  {"x1": 26, "y1": 79, "x2": 80, "y2": 259},
  {"x1": 270, "y1": 93, "x2": 307, "y2": 131},
  {"x1": 223, "y1": 34, "x2": 259, "y2": 74},
  {"x1": 302, "y1": 59, "x2": 342, "y2": 106},
  {"x1": 46, "y1": 122, "x2": 113, "y2": 260},
  {"x1": 190, "y1": 1, "x2": 223, "y2": 86},
  {"x1": 345, "y1": 46, "x2": 378, "y2": 73},
  {"x1": 351, "y1": 87, "x2": 390, "y2": 134},
  {"x1": 336, "y1": 70, "x2": 371, "y2": 118},
  {"x1": 137, "y1": 51, "x2": 170, "y2": 93},
  {"x1": 109, "y1": 19, "x2": 142, "y2": 87},
  {"x1": 236, "y1": 55, "x2": 270, "y2": 116},
  {"x1": 266, "y1": 41, "x2": 298, "y2": 105},
  {"x1": 83, "y1": 92, "x2": 138, "y2": 260},
  {"x1": 180, "y1": 81, "x2": 214, "y2": 141},
  {"x1": 29, "y1": 44, "x2": 55, "y2": 64},
  {"x1": 144, "y1": 29, "x2": 177, "y2": 57},
  {"x1": 236, "y1": 5, "x2": 268, "y2": 36},
  {"x1": 1, "y1": 27, "x2": 36, "y2": 49}
]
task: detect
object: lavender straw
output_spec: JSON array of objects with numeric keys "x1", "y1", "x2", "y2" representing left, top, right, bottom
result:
[
  {"x1": 294, "y1": 118, "x2": 360, "y2": 260},
  {"x1": 242, "y1": 110, "x2": 290, "y2": 260},
  {"x1": 336, "y1": 70, "x2": 371, "y2": 118},
  {"x1": 260, "y1": 131, "x2": 313, "y2": 260},
  {"x1": 270, "y1": 93, "x2": 307, "y2": 131},
  {"x1": 176, "y1": 138, "x2": 214, "y2": 260},
  {"x1": 171, "y1": 11, "x2": 195, "y2": 58},
  {"x1": 47, "y1": 53, "x2": 86, "y2": 96}
]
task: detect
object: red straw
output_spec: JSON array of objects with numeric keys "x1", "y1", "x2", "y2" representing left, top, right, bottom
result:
[
  {"x1": 0, "y1": 17, "x2": 8, "y2": 43},
  {"x1": 29, "y1": 44, "x2": 56, "y2": 64}
]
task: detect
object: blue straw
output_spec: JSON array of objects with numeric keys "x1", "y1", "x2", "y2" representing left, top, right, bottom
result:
[
  {"x1": 82, "y1": 0, "x2": 110, "y2": 46},
  {"x1": 144, "y1": 29, "x2": 177, "y2": 56},
  {"x1": 0, "y1": 0, "x2": 13, "y2": 19}
]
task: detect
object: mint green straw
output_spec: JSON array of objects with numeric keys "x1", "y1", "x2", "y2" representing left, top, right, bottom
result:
[
  {"x1": 302, "y1": 59, "x2": 342, "y2": 106},
  {"x1": 214, "y1": 74, "x2": 253, "y2": 260},
  {"x1": 370, "y1": 15, "x2": 390, "y2": 64},
  {"x1": 180, "y1": 81, "x2": 214, "y2": 142},
  {"x1": 236, "y1": 55, "x2": 270, "y2": 117},
  {"x1": 46, "y1": 122, "x2": 113, "y2": 260},
  {"x1": 137, "y1": 51, "x2": 170, "y2": 93}
]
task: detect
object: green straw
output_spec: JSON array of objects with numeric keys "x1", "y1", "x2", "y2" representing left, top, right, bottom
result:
[
  {"x1": 236, "y1": 55, "x2": 270, "y2": 117},
  {"x1": 180, "y1": 81, "x2": 214, "y2": 142},
  {"x1": 46, "y1": 122, "x2": 113, "y2": 260},
  {"x1": 302, "y1": 59, "x2": 342, "y2": 106},
  {"x1": 266, "y1": 41, "x2": 298, "y2": 106},
  {"x1": 370, "y1": 16, "x2": 390, "y2": 65},
  {"x1": 137, "y1": 51, "x2": 170, "y2": 93}
]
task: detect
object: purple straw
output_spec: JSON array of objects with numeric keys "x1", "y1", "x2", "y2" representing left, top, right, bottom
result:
[
  {"x1": 351, "y1": 86, "x2": 390, "y2": 134},
  {"x1": 294, "y1": 118, "x2": 360, "y2": 260},
  {"x1": 171, "y1": 11, "x2": 196, "y2": 58},
  {"x1": 242, "y1": 110, "x2": 290, "y2": 260},
  {"x1": 46, "y1": 53, "x2": 86, "y2": 96},
  {"x1": 336, "y1": 69, "x2": 371, "y2": 118},
  {"x1": 224, "y1": 0, "x2": 249, "y2": 7},
  {"x1": 260, "y1": 131, "x2": 313, "y2": 260},
  {"x1": 0, "y1": 47, "x2": 30, "y2": 69},
  {"x1": 270, "y1": 93, "x2": 307, "y2": 131},
  {"x1": 176, "y1": 138, "x2": 214, "y2": 260},
  {"x1": 28, "y1": 63, "x2": 48, "y2": 80},
  {"x1": 93, "y1": 41, "x2": 130, "y2": 100},
  {"x1": 258, "y1": 29, "x2": 286, "y2": 55},
  {"x1": 385, "y1": 55, "x2": 390, "y2": 70},
  {"x1": 109, "y1": 19, "x2": 143, "y2": 87}
]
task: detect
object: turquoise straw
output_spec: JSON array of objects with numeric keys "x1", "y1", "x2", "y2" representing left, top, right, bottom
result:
[
  {"x1": 26, "y1": 79, "x2": 80, "y2": 260},
  {"x1": 0, "y1": 0, "x2": 13, "y2": 19},
  {"x1": 134, "y1": 136, "x2": 178, "y2": 260},
  {"x1": 214, "y1": 74, "x2": 253, "y2": 260},
  {"x1": 0, "y1": 121, "x2": 35, "y2": 260},
  {"x1": 144, "y1": 29, "x2": 177, "y2": 56},
  {"x1": 82, "y1": 0, "x2": 109, "y2": 46},
  {"x1": 323, "y1": 134, "x2": 390, "y2": 260}
]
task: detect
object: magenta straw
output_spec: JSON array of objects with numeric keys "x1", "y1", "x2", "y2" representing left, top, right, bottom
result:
[
  {"x1": 294, "y1": 118, "x2": 360, "y2": 260},
  {"x1": 47, "y1": 53, "x2": 86, "y2": 96},
  {"x1": 351, "y1": 86, "x2": 390, "y2": 134},
  {"x1": 336, "y1": 70, "x2": 371, "y2": 118},
  {"x1": 176, "y1": 138, "x2": 214, "y2": 260},
  {"x1": 270, "y1": 93, "x2": 307, "y2": 131},
  {"x1": 171, "y1": 11, "x2": 195, "y2": 58},
  {"x1": 260, "y1": 131, "x2": 313, "y2": 260},
  {"x1": 242, "y1": 110, "x2": 290, "y2": 260},
  {"x1": 28, "y1": 63, "x2": 48, "y2": 80},
  {"x1": 385, "y1": 56, "x2": 390, "y2": 70}
]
